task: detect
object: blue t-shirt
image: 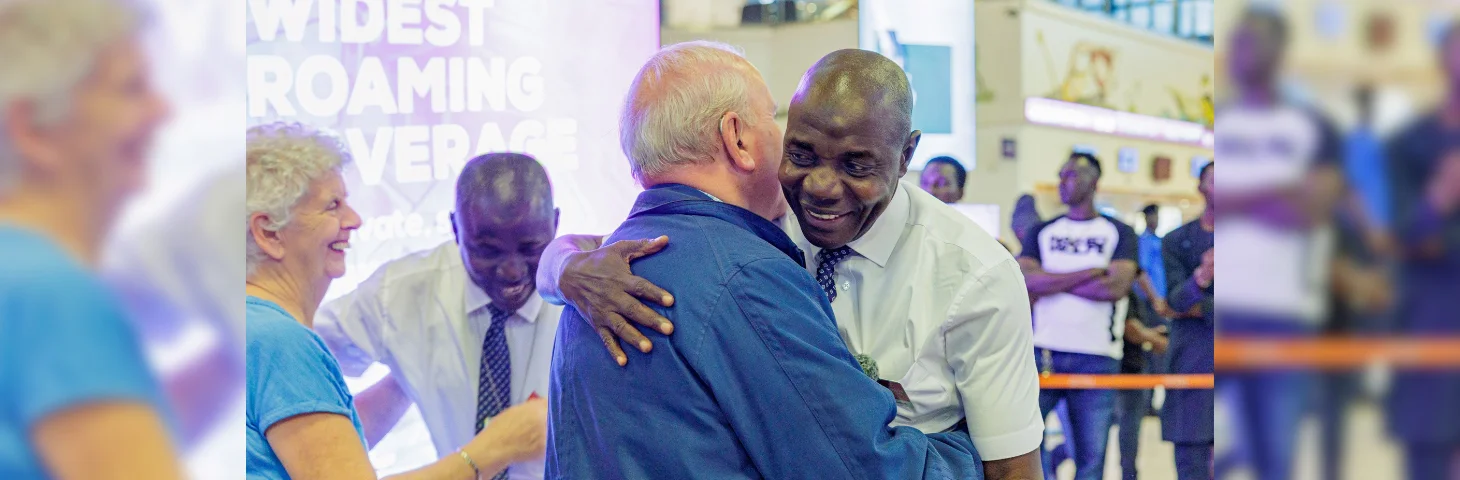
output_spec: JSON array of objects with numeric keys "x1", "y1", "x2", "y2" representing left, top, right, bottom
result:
[
  {"x1": 246, "y1": 296, "x2": 364, "y2": 479},
  {"x1": 0, "y1": 226, "x2": 167, "y2": 479},
  {"x1": 1138, "y1": 231, "x2": 1167, "y2": 300}
]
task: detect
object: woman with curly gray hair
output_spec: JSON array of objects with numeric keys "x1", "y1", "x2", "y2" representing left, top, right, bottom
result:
[{"x1": 246, "y1": 123, "x2": 535, "y2": 480}]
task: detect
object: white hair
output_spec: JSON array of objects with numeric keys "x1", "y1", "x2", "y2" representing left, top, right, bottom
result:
[
  {"x1": 0, "y1": 0, "x2": 145, "y2": 194},
  {"x1": 245, "y1": 122, "x2": 352, "y2": 277},
  {"x1": 620, "y1": 41, "x2": 762, "y2": 184}
]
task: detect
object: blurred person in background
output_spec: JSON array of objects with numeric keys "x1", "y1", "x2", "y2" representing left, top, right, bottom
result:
[
  {"x1": 1114, "y1": 203, "x2": 1173, "y2": 480},
  {"x1": 1345, "y1": 84, "x2": 1396, "y2": 259},
  {"x1": 1162, "y1": 161, "x2": 1215, "y2": 480},
  {"x1": 315, "y1": 153, "x2": 558, "y2": 479},
  {"x1": 1384, "y1": 19, "x2": 1460, "y2": 480},
  {"x1": 1215, "y1": 6, "x2": 1345, "y2": 480},
  {"x1": 0, "y1": 0, "x2": 184, "y2": 479},
  {"x1": 1319, "y1": 205, "x2": 1392, "y2": 480},
  {"x1": 919, "y1": 155, "x2": 966, "y2": 204},
  {"x1": 1117, "y1": 288, "x2": 1167, "y2": 480},
  {"x1": 1019, "y1": 152, "x2": 1140, "y2": 480},
  {"x1": 244, "y1": 123, "x2": 546, "y2": 480}
]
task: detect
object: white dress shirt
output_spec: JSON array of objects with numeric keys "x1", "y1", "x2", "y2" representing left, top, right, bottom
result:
[
  {"x1": 780, "y1": 181, "x2": 1044, "y2": 461},
  {"x1": 316, "y1": 242, "x2": 560, "y2": 480}
]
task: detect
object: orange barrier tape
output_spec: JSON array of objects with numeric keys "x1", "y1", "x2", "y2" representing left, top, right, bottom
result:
[
  {"x1": 1215, "y1": 338, "x2": 1460, "y2": 370},
  {"x1": 1039, "y1": 374, "x2": 1214, "y2": 389}
]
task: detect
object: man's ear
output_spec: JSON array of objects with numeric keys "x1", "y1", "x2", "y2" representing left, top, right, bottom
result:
[
  {"x1": 899, "y1": 130, "x2": 922, "y2": 178},
  {"x1": 552, "y1": 208, "x2": 561, "y2": 232},
  {"x1": 3, "y1": 100, "x2": 60, "y2": 173},
  {"x1": 719, "y1": 111, "x2": 756, "y2": 172},
  {"x1": 249, "y1": 212, "x2": 287, "y2": 263}
]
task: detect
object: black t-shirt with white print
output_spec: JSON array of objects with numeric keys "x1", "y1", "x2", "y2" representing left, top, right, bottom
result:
[{"x1": 1020, "y1": 214, "x2": 1140, "y2": 359}]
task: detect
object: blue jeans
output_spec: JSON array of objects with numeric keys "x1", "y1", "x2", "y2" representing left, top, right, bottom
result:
[
  {"x1": 1037, "y1": 348, "x2": 1119, "y2": 480},
  {"x1": 1219, "y1": 314, "x2": 1313, "y2": 480},
  {"x1": 1174, "y1": 443, "x2": 1213, "y2": 480}
]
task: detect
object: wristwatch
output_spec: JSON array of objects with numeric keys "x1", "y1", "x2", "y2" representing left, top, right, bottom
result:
[{"x1": 1141, "y1": 341, "x2": 1154, "y2": 352}]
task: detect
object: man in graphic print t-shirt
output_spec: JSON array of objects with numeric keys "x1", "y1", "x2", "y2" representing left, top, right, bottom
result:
[{"x1": 1018, "y1": 152, "x2": 1140, "y2": 480}]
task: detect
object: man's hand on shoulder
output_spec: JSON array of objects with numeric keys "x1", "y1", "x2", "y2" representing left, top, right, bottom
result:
[{"x1": 559, "y1": 236, "x2": 677, "y2": 366}]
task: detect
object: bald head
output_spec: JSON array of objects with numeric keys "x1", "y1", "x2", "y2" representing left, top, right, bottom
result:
[
  {"x1": 453, "y1": 153, "x2": 558, "y2": 312},
  {"x1": 456, "y1": 152, "x2": 554, "y2": 222},
  {"x1": 792, "y1": 49, "x2": 914, "y2": 136},
  {"x1": 780, "y1": 49, "x2": 922, "y2": 250}
]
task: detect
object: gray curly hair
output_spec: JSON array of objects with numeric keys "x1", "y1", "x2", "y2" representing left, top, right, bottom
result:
[
  {"x1": 0, "y1": 0, "x2": 145, "y2": 194},
  {"x1": 245, "y1": 122, "x2": 352, "y2": 277}
]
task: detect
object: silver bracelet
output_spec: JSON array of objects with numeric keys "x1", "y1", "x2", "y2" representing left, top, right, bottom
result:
[{"x1": 457, "y1": 450, "x2": 481, "y2": 478}]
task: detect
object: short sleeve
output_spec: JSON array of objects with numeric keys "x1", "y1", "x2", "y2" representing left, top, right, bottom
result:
[
  {"x1": 1111, "y1": 221, "x2": 1140, "y2": 262},
  {"x1": 246, "y1": 316, "x2": 358, "y2": 435},
  {"x1": 1018, "y1": 220, "x2": 1047, "y2": 262},
  {"x1": 315, "y1": 268, "x2": 394, "y2": 377},
  {"x1": 931, "y1": 258, "x2": 1044, "y2": 460},
  {"x1": 5, "y1": 275, "x2": 163, "y2": 429}
]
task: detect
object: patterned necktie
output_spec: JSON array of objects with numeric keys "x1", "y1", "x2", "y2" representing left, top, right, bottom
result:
[
  {"x1": 815, "y1": 246, "x2": 855, "y2": 303},
  {"x1": 475, "y1": 305, "x2": 513, "y2": 438}
]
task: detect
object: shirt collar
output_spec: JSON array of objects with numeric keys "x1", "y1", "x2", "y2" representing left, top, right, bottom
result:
[
  {"x1": 838, "y1": 182, "x2": 910, "y2": 268},
  {"x1": 630, "y1": 184, "x2": 806, "y2": 268},
  {"x1": 463, "y1": 274, "x2": 545, "y2": 323}
]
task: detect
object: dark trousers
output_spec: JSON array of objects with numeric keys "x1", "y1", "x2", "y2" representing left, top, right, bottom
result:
[
  {"x1": 1173, "y1": 442, "x2": 1213, "y2": 480},
  {"x1": 1404, "y1": 443, "x2": 1457, "y2": 480},
  {"x1": 1037, "y1": 349, "x2": 1119, "y2": 480},
  {"x1": 1319, "y1": 371, "x2": 1359, "y2": 480},
  {"x1": 1116, "y1": 387, "x2": 1150, "y2": 479}
]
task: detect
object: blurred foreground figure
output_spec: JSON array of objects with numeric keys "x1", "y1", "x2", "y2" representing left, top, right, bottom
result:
[
  {"x1": 1384, "y1": 20, "x2": 1460, "y2": 480},
  {"x1": 1214, "y1": 7, "x2": 1345, "y2": 480},
  {"x1": 0, "y1": 1, "x2": 182, "y2": 479}
]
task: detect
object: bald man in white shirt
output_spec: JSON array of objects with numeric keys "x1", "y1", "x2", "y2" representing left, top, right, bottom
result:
[
  {"x1": 538, "y1": 50, "x2": 1044, "y2": 480},
  {"x1": 316, "y1": 153, "x2": 557, "y2": 480}
]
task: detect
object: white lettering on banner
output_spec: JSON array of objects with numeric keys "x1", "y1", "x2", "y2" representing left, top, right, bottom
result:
[
  {"x1": 247, "y1": 0, "x2": 312, "y2": 42},
  {"x1": 394, "y1": 125, "x2": 432, "y2": 184},
  {"x1": 342, "y1": 121, "x2": 580, "y2": 186},
  {"x1": 432, "y1": 124, "x2": 471, "y2": 180},
  {"x1": 398, "y1": 58, "x2": 447, "y2": 113},
  {"x1": 248, "y1": 0, "x2": 489, "y2": 45},
  {"x1": 353, "y1": 209, "x2": 455, "y2": 244},
  {"x1": 341, "y1": 0, "x2": 386, "y2": 44},
  {"x1": 423, "y1": 0, "x2": 462, "y2": 47},
  {"x1": 387, "y1": 0, "x2": 424, "y2": 45},
  {"x1": 296, "y1": 55, "x2": 350, "y2": 116},
  {"x1": 248, "y1": 55, "x2": 296, "y2": 117},
  {"x1": 246, "y1": 55, "x2": 545, "y2": 118},
  {"x1": 348, "y1": 57, "x2": 397, "y2": 115}
]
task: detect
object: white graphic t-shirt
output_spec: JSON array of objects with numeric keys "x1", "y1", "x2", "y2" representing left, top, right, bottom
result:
[
  {"x1": 1214, "y1": 103, "x2": 1340, "y2": 324},
  {"x1": 1020, "y1": 214, "x2": 1139, "y2": 359}
]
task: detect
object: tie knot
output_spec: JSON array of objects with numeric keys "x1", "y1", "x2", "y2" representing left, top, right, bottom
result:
[
  {"x1": 816, "y1": 246, "x2": 855, "y2": 269},
  {"x1": 487, "y1": 305, "x2": 512, "y2": 323}
]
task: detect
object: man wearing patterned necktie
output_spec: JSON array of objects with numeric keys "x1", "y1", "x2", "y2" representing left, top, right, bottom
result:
[
  {"x1": 316, "y1": 153, "x2": 558, "y2": 479},
  {"x1": 539, "y1": 49, "x2": 1045, "y2": 480}
]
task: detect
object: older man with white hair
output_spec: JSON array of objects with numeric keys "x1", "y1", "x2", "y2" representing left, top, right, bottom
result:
[
  {"x1": 0, "y1": 0, "x2": 181, "y2": 479},
  {"x1": 546, "y1": 41, "x2": 981, "y2": 479}
]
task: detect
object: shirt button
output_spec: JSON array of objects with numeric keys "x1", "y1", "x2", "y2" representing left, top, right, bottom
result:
[{"x1": 841, "y1": 282, "x2": 850, "y2": 291}]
